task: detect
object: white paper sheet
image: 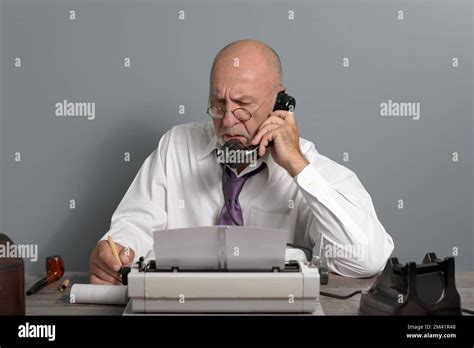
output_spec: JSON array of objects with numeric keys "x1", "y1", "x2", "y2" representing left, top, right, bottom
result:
[
  {"x1": 70, "y1": 284, "x2": 128, "y2": 305},
  {"x1": 153, "y1": 226, "x2": 289, "y2": 270}
]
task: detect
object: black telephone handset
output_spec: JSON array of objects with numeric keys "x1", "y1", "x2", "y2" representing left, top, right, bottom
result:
[
  {"x1": 221, "y1": 92, "x2": 296, "y2": 168},
  {"x1": 273, "y1": 91, "x2": 296, "y2": 113}
]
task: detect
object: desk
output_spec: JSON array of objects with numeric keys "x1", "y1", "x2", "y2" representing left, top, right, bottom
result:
[{"x1": 25, "y1": 272, "x2": 474, "y2": 315}]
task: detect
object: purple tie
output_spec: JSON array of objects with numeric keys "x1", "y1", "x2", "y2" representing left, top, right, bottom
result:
[{"x1": 217, "y1": 163, "x2": 267, "y2": 226}]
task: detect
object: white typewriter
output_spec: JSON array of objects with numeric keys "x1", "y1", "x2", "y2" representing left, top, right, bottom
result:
[{"x1": 122, "y1": 226, "x2": 326, "y2": 314}]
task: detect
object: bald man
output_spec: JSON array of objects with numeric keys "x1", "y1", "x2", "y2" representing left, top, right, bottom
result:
[{"x1": 89, "y1": 39, "x2": 394, "y2": 284}]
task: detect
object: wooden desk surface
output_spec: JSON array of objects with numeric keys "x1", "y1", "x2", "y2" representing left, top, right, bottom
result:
[{"x1": 25, "y1": 272, "x2": 474, "y2": 316}]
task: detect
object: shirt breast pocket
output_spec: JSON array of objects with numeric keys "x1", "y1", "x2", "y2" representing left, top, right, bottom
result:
[{"x1": 248, "y1": 208, "x2": 292, "y2": 236}]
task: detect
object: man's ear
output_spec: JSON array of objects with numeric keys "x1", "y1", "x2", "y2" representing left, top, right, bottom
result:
[{"x1": 273, "y1": 86, "x2": 286, "y2": 108}]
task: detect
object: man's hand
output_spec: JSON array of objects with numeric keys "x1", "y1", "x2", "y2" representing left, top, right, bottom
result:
[
  {"x1": 89, "y1": 240, "x2": 135, "y2": 285},
  {"x1": 251, "y1": 110, "x2": 309, "y2": 177}
]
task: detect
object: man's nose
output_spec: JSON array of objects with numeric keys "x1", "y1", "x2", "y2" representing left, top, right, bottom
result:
[{"x1": 221, "y1": 107, "x2": 240, "y2": 128}]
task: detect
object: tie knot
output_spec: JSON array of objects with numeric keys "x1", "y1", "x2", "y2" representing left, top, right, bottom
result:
[{"x1": 223, "y1": 163, "x2": 266, "y2": 200}]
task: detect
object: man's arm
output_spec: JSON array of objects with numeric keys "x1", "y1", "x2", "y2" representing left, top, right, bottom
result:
[
  {"x1": 91, "y1": 130, "x2": 170, "y2": 284},
  {"x1": 294, "y1": 148, "x2": 394, "y2": 278},
  {"x1": 251, "y1": 110, "x2": 394, "y2": 278}
]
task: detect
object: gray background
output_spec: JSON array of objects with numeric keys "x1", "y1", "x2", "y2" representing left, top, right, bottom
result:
[{"x1": 0, "y1": 0, "x2": 472, "y2": 273}]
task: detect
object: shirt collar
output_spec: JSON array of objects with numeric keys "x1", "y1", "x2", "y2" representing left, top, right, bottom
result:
[{"x1": 198, "y1": 132, "x2": 219, "y2": 161}]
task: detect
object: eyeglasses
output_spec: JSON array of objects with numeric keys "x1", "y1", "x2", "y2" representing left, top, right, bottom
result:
[{"x1": 206, "y1": 86, "x2": 280, "y2": 122}]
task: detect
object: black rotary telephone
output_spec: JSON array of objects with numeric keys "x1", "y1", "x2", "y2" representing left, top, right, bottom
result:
[{"x1": 221, "y1": 91, "x2": 296, "y2": 169}]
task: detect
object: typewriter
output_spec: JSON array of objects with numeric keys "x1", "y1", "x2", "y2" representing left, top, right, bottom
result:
[{"x1": 121, "y1": 226, "x2": 326, "y2": 314}]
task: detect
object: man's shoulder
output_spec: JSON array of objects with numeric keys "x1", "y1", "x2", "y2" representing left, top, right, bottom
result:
[{"x1": 158, "y1": 121, "x2": 214, "y2": 157}]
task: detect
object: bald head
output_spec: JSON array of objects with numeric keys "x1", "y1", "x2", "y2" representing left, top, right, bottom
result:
[
  {"x1": 210, "y1": 39, "x2": 282, "y2": 85},
  {"x1": 209, "y1": 39, "x2": 286, "y2": 147}
]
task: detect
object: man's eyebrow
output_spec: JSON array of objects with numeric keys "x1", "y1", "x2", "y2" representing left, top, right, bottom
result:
[
  {"x1": 237, "y1": 95, "x2": 256, "y2": 102},
  {"x1": 211, "y1": 93, "x2": 256, "y2": 102}
]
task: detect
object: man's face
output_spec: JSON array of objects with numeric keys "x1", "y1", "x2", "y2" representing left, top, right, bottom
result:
[{"x1": 210, "y1": 57, "x2": 281, "y2": 146}]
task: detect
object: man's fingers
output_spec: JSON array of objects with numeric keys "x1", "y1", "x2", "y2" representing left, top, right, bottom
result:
[
  {"x1": 91, "y1": 247, "x2": 121, "y2": 281},
  {"x1": 97, "y1": 240, "x2": 122, "y2": 272},
  {"x1": 91, "y1": 264, "x2": 121, "y2": 284},
  {"x1": 252, "y1": 124, "x2": 281, "y2": 146},
  {"x1": 258, "y1": 130, "x2": 277, "y2": 157},
  {"x1": 90, "y1": 274, "x2": 115, "y2": 285},
  {"x1": 260, "y1": 115, "x2": 286, "y2": 128},
  {"x1": 270, "y1": 110, "x2": 296, "y2": 125},
  {"x1": 251, "y1": 116, "x2": 285, "y2": 145},
  {"x1": 92, "y1": 259, "x2": 121, "y2": 282},
  {"x1": 119, "y1": 246, "x2": 135, "y2": 266}
]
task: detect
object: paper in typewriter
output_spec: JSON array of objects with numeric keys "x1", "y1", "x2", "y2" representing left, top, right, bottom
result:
[{"x1": 153, "y1": 226, "x2": 289, "y2": 271}]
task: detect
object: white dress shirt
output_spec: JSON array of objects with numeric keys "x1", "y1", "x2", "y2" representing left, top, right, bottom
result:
[{"x1": 100, "y1": 121, "x2": 394, "y2": 278}]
